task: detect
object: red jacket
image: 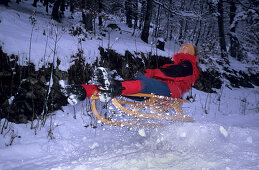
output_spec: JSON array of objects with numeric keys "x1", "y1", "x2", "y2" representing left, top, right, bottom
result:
[
  {"x1": 144, "y1": 53, "x2": 200, "y2": 98},
  {"x1": 82, "y1": 53, "x2": 200, "y2": 98}
]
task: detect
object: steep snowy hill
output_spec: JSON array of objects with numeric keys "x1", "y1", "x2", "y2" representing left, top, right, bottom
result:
[
  {"x1": 0, "y1": 1, "x2": 258, "y2": 170},
  {"x1": 0, "y1": 1, "x2": 176, "y2": 71}
]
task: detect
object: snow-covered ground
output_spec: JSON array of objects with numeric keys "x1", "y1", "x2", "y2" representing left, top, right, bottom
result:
[
  {"x1": 0, "y1": 87, "x2": 258, "y2": 170},
  {"x1": 0, "y1": 1, "x2": 177, "y2": 71},
  {"x1": 0, "y1": 1, "x2": 258, "y2": 170}
]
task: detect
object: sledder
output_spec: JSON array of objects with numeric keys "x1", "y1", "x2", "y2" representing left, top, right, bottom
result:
[{"x1": 62, "y1": 43, "x2": 200, "y2": 127}]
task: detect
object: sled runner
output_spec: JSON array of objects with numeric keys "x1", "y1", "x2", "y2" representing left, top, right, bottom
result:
[{"x1": 90, "y1": 91, "x2": 194, "y2": 127}]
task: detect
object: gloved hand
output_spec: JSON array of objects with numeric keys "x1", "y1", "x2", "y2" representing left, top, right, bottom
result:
[{"x1": 60, "y1": 84, "x2": 86, "y2": 105}]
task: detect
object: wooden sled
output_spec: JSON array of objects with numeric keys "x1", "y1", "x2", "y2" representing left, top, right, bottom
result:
[{"x1": 91, "y1": 91, "x2": 194, "y2": 127}]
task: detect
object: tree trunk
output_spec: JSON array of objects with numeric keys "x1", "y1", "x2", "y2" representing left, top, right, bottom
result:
[
  {"x1": 82, "y1": 13, "x2": 93, "y2": 31},
  {"x1": 138, "y1": 0, "x2": 146, "y2": 30},
  {"x1": 166, "y1": 0, "x2": 174, "y2": 40},
  {"x1": 32, "y1": 0, "x2": 38, "y2": 7},
  {"x1": 229, "y1": 0, "x2": 242, "y2": 60},
  {"x1": 82, "y1": 0, "x2": 93, "y2": 31},
  {"x1": 154, "y1": 4, "x2": 161, "y2": 38},
  {"x1": 70, "y1": 0, "x2": 74, "y2": 13},
  {"x1": 194, "y1": 20, "x2": 202, "y2": 46},
  {"x1": 125, "y1": 0, "x2": 133, "y2": 28},
  {"x1": 132, "y1": 0, "x2": 138, "y2": 36},
  {"x1": 60, "y1": 0, "x2": 65, "y2": 14},
  {"x1": 178, "y1": 19, "x2": 185, "y2": 44},
  {"x1": 141, "y1": 0, "x2": 153, "y2": 43},
  {"x1": 44, "y1": 0, "x2": 49, "y2": 13},
  {"x1": 217, "y1": 0, "x2": 228, "y2": 62},
  {"x1": 98, "y1": 0, "x2": 102, "y2": 26},
  {"x1": 51, "y1": 0, "x2": 62, "y2": 22}
]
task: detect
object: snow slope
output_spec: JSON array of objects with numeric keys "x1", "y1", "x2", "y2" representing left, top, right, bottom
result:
[
  {"x1": 0, "y1": 1, "x2": 177, "y2": 71},
  {"x1": 0, "y1": 88, "x2": 259, "y2": 170},
  {"x1": 0, "y1": 1, "x2": 259, "y2": 170}
]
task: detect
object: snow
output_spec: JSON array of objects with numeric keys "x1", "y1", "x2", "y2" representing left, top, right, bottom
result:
[
  {"x1": 219, "y1": 126, "x2": 228, "y2": 137},
  {"x1": 1, "y1": 87, "x2": 258, "y2": 170},
  {"x1": 138, "y1": 129, "x2": 146, "y2": 137},
  {"x1": 0, "y1": 1, "x2": 259, "y2": 170},
  {"x1": 0, "y1": 1, "x2": 176, "y2": 71}
]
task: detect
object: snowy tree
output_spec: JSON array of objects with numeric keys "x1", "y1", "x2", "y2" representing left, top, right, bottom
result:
[
  {"x1": 125, "y1": 0, "x2": 133, "y2": 28},
  {"x1": 141, "y1": 0, "x2": 153, "y2": 43},
  {"x1": 51, "y1": 0, "x2": 63, "y2": 22},
  {"x1": 228, "y1": 0, "x2": 242, "y2": 60},
  {"x1": 217, "y1": 0, "x2": 228, "y2": 62},
  {"x1": 32, "y1": 0, "x2": 38, "y2": 7}
]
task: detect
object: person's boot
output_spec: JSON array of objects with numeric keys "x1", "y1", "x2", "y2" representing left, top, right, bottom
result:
[
  {"x1": 94, "y1": 67, "x2": 124, "y2": 102},
  {"x1": 60, "y1": 80, "x2": 86, "y2": 105}
]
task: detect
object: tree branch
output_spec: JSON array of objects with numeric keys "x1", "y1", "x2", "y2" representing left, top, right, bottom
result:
[{"x1": 152, "y1": 0, "x2": 202, "y2": 18}]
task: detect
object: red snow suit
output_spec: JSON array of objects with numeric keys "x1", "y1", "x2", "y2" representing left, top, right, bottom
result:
[
  {"x1": 82, "y1": 53, "x2": 199, "y2": 98},
  {"x1": 143, "y1": 53, "x2": 200, "y2": 98}
]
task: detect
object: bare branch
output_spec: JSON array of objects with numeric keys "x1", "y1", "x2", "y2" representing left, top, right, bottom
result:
[{"x1": 152, "y1": 0, "x2": 202, "y2": 18}]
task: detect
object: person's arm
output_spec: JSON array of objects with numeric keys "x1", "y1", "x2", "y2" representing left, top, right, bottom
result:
[
  {"x1": 160, "y1": 60, "x2": 193, "y2": 77},
  {"x1": 143, "y1": 69, "x2": 160, "y2": 78}
]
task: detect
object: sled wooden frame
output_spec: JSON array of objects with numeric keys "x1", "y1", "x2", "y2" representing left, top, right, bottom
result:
[{"x1": 91, "y1": 91, "x2": 194, "y2": 127}]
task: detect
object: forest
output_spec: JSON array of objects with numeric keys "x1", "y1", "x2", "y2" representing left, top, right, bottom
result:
[{"x1": 1, "y1": 0, "x2": 258, "y2": 60}]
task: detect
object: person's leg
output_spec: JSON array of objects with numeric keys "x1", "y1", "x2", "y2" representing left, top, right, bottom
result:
[
  {"x1": 81, "y1": 84, "x2": 99, "y2": 98},
  {"x1": 93, "y1": 67, "x2": 171, "y2": 99},
  {"x1": 82, "y1": 77, "x2": 170, "y2": 97},
  {"x1": 135, "y1": 74, "x2": 171, "y2": 96},
  {"x1": 120, "y1": 80, "x2": 142, "y2": 95}
]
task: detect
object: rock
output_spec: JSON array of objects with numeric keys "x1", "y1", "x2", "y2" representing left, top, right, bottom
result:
[
  {"x1": 107, "y1": 24, "x2": 121, "y2": 31},
  {"x1": 156, "y1": 38, "x2": 165, "y2": 51}
]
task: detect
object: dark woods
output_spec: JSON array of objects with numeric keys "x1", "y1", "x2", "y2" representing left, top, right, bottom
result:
[{"x1": 0, "y1": 0, "x2": 258, "y2": 61}]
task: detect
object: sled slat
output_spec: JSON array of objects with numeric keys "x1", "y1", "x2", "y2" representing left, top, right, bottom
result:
[
  {"x1": 91, "y1": 91, "x2": 161, "y2": 127},
  {"x1": 112, "y1": 98, "x2": 194, "y2": 122},
  {"x1": 90, "y1": 91, "x2": 194, "y2": 127}
]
